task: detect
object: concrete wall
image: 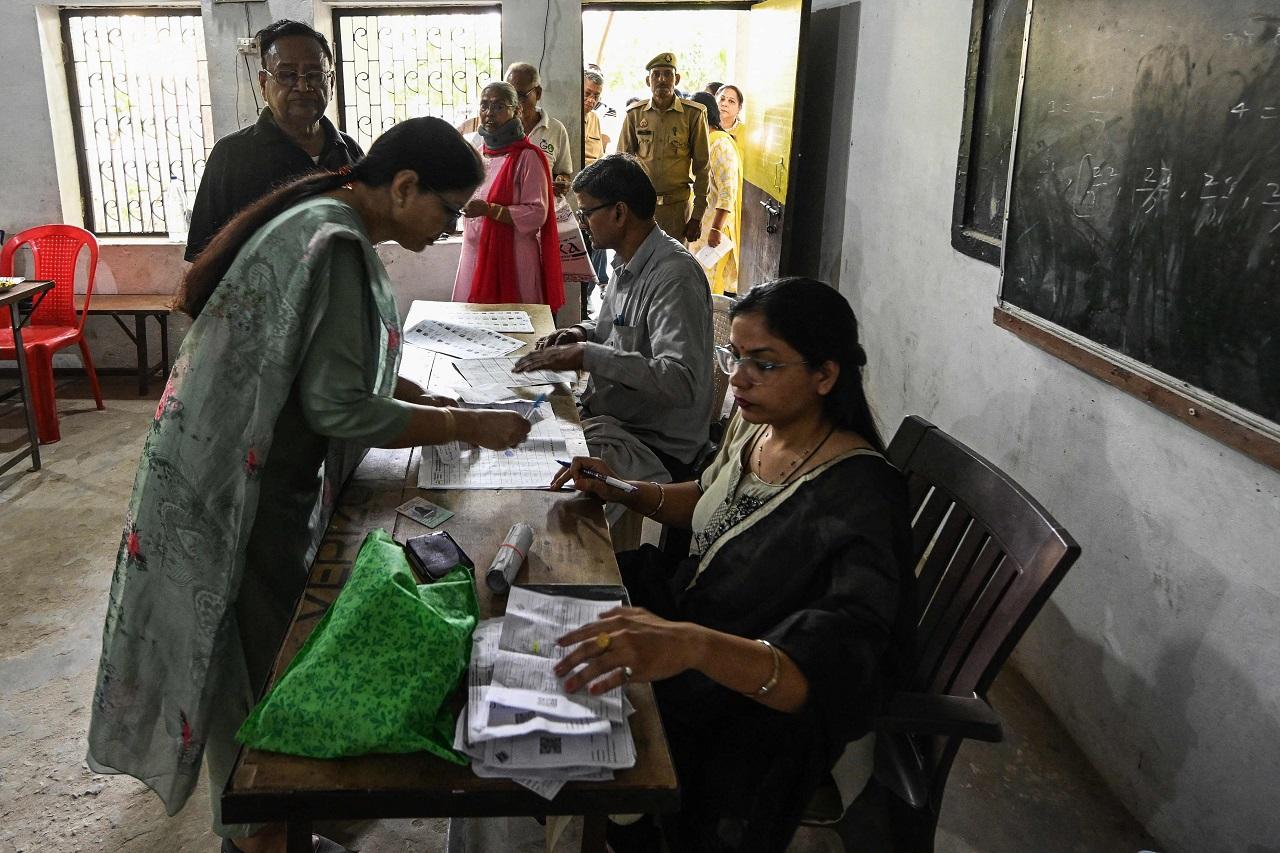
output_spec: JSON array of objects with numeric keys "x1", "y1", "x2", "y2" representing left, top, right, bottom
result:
[
  {"x1": 2, "y1": 0, "x2": 583, "y2": 368},
  {"x1": 822, "y1": 1, "x2": 1280, "y2": 850}
]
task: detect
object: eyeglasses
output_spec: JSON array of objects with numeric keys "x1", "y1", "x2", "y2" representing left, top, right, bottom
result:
[
  {"x1": 515, "y1": 88, "x2": 536, "y2": 101},
  {"x1": 479, "y1": 99, "x2": 513, "y2": 114},
  {"x1": 430, "y1": 190, "x2": 463, "y2": 234},
  {"x1": 714, "y1": 345, "x2": 809, "y2": 380},
  {"x1": 574, "y1": 201, "x2": 614, "y2": 230},
  {"x1": 262, "y1": 68, "x2": 332, "y2": 89}
]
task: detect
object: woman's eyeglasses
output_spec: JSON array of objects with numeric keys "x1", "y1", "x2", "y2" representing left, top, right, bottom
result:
[
  {"x1": 714, "y1": 345, "x2": 808, "y2": 380},
  {"x1": 479, "y1": 100, "x2": 514, "y2": 114},
  {"x1": 262, "y1": 69, "x2": 332, "y2": 89}
]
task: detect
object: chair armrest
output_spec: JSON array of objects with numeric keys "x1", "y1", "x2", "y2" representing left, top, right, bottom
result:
[{"x1": 876, "y1": 692, "x2": 1003, "y2": 743}]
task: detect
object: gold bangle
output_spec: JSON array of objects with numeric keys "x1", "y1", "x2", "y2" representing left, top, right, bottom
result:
[
  {"x1": 750, "y1": 639, "x2": 781, "y2": 697},
  {"x1": 440, "y1": 407, "x2": 457, "y2": 442},
  {"x1": 642, "y1": 481, "x2": 665, "y2": 517}
]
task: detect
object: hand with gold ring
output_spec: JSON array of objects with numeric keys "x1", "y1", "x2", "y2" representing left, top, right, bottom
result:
[{"x1": 555, "y1": 606, "x2": 699, "y2": 694}]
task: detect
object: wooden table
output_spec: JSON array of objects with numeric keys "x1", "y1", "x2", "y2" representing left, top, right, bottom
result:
[
  {"x1": 1, "y1": 280, "x2": 54, "y2": 475},
  {"x1": 222, "y1": 302, "x2": 679, "y2": 852},
  {"x1": 75, "y1": 293, "x2": 173, "y2": 395}
]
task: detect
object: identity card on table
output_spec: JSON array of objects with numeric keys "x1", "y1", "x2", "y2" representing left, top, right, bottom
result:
[{"x1": 395, "y1": 496, "x2": 454, "y2": 527}]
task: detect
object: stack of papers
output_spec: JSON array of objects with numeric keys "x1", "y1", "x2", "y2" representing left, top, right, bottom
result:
[{"x1": 454, "y1": 587, "x2": 636, "y2": 800}]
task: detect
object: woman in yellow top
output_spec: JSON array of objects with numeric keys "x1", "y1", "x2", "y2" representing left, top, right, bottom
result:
[
  {"x1": 687, "y1": 91, "x2": 741, "y2": 295},
  {"x1": 717, "y1": 83, "x2": 747, "y2": 150}
]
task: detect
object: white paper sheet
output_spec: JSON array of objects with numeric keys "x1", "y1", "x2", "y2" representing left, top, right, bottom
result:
[
  {"x1": 693, "y1": 237, "x2": 735, "y2": 269},
  {"x1": 418, "y1": 412, "x2": 568, "y2": 489},
  {"x1": 405, "y1": 318, "x2": 524, "y2": 359},
  {"x1": 454, "y1": 357, "x2": 576, "y2": 388},
  {"x1": 424, "y1": 309, "x2": 536, "y2": 333}
]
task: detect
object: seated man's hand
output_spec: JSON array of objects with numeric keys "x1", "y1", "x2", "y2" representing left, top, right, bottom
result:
[
  {"x1": 513, "y1": 343, "x2": 584, "y2": 373},
  {"x1": 534, "y1": 327, "x2": 587, "y2": 350}
]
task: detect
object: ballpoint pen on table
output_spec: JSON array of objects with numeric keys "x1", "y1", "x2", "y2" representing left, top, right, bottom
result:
[
  {"x1": 524, "y1": 392, "x2": 548, "y2": 421},
  {"x1": 554, "y1": 458, "x2": 639, "y2": 493}
]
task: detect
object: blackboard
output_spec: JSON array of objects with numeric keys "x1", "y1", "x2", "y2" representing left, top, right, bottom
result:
[{"x1": 1001, "y1": 0, "x2": 1280, "y2": 429}]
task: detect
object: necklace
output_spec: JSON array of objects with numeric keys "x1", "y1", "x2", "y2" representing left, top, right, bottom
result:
[{"x1": 751, "y1": 423, "x2": 837, "y2": 486}]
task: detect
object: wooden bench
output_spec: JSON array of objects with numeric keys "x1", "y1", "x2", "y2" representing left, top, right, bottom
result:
[{"x1": 76, "y1": 293, "x2": 173, "y2": 395}]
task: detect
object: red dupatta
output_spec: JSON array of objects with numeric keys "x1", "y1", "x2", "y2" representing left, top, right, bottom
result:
[{"x1": 470, "y1": 137, "x2": 564, "y2": 312}]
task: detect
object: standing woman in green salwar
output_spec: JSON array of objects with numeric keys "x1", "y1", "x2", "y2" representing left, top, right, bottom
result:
[{"x1": 87, "y1": 117, "x2": 529, "y2": 853}]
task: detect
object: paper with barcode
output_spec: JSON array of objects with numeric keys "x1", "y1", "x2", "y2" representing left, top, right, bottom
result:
[{"x1": 461, "y1": 591, "x2": 637, "y2": 795}]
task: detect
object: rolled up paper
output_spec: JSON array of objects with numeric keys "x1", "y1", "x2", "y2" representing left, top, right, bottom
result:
[{"x1": 486, "y1": 522, "x2": 533, "y2": 594}]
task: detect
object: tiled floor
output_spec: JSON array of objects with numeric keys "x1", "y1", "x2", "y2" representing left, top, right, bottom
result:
[{"x1": 0, "y1": 378, "x2": 1161, "y2": 853}]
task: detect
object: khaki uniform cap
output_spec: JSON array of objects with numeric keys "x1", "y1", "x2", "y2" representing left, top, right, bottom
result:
[{"x1": 645, "y1": 52, "x2": 677, "y2": 71}]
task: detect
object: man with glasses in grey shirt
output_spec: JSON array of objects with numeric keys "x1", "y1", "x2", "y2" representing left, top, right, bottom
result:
[{"x1": 514, "y1": 154, "x2": 713, "y2": 510}]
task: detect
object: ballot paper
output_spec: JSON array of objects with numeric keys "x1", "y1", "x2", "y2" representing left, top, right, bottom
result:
[
  {"x1": 418, "y1": 410, "x2": 569, "y2": 489},
  {"x1": 693, "y1": 237, "x2": 735, "y2": 270},
  {"x1": 405, "y1": 318, "x2": 524, "y2": 359},
  {"x1": 460, "y1": 589, "x2": 638, "y2": 800},
  {"x1": 454, "y1": 357, "x2": 576, "y2": 388},
  {"x1": 425, "y1": 309, "x2": 535, "y2": 333}
]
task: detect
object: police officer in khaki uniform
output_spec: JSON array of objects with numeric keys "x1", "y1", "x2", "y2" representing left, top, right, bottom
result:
[{"x1": 617, "y1": 52, "x2": 710, "y2": 245}]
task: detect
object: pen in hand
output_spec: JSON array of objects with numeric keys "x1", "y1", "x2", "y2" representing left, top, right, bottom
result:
[{"x1": 554, "y1": 459, "x2": 639, "y2": 494}]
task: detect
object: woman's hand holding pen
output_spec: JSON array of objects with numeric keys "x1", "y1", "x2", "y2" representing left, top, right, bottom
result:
[
  {"x1": 460, "y1": 409, "x2": 531, "y2": 450},
  {"x1": 550, "y1": 456, "x2": 635, "y2": 501}
]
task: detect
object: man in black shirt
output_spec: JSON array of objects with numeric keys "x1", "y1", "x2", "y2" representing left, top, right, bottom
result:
[{"x1": 184, "y1": 20, "x2": 363, "y2": 261}]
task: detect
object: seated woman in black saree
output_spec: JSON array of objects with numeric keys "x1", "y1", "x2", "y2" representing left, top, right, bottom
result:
[{"x1": 552, "y1": 277, "x2": 917, "y2": 853}]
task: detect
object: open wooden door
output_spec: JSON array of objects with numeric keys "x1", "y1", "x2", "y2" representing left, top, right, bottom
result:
[{"x1": 737, "y1": 0, "x2": 811, "y2": 290}]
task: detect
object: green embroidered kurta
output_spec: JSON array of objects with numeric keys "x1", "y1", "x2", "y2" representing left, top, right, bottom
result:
[{"x1": 88, "y1": 197, "x2": 412, "y2": 815}]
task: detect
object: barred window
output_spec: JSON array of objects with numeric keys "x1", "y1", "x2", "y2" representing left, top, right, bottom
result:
[
  {"x1": 61, "y1": 9, "x2": 214, "y2": 236},
  {"x1": 333, "y1": 7, "x2": 502, "y2": 151}
]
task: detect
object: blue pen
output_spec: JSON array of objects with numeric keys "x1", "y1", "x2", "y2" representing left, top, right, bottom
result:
[
  {"x1": 524, "y1": 392, "x2": 548, "y2": 420},
  {"x1": 555, "y1": 459, "x2": 639, "y2": 493}
]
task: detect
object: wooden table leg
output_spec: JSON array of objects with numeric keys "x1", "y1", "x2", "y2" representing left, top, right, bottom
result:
[
  {"x1": 286, "y1": 819, "x2": 313, "y2": 853},
  {"x1": 444, "y1": 816, "x2": 468, "y2": 853},
  {"x1": 157, "y1": 312, "x2": 171, "y2": 378},
  {"x1": 134, "y1": 313, "x2": 149, "y2": 395},
  {"x1": 580, "y1": 815, "x2": 608, "y2": 853}
]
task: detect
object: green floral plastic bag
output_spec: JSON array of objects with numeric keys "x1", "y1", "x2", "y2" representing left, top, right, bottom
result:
[{"x1": 237, "y1": 528, "x2": 477, "y2": 762}]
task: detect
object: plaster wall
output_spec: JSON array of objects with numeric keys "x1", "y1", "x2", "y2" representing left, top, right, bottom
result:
[{"x1": 830, "y1": 1, "x2": 1280, "y2": 851}]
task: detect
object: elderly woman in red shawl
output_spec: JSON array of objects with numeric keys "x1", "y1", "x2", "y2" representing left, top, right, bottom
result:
[{"x1": 452, "y1": 81, "x2": 563, "y2": 311}]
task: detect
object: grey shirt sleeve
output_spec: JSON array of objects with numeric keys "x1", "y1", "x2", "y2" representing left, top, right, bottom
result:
[
  {"x1": 580, "y1": 264, "x2": 709, "y2": 408},
  {"x1": 296, "y1": 239, "x2": 412, "y2": 445}
]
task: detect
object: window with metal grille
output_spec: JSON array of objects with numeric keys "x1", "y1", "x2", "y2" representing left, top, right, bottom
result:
[
  {"x1": 333, "y1": 7, "x2": 502, "y2": 151},
  {"x1": 61, "y1": 9, "x2": 214, "y2": 236}
]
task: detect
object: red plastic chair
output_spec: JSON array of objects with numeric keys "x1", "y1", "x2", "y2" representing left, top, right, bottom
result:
[{"x1": 0, "y1": 225, "x2": 104, "y2": 443}]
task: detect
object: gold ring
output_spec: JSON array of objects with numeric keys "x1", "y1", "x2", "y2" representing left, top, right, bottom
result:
[{"x1": 595, "y1": 632, "x2": 611, "y2": 651}]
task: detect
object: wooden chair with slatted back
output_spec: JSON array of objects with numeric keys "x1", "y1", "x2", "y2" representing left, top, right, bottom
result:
[{"x1": 802, "y1": 415, "x2": 1081, "y2": 852}]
